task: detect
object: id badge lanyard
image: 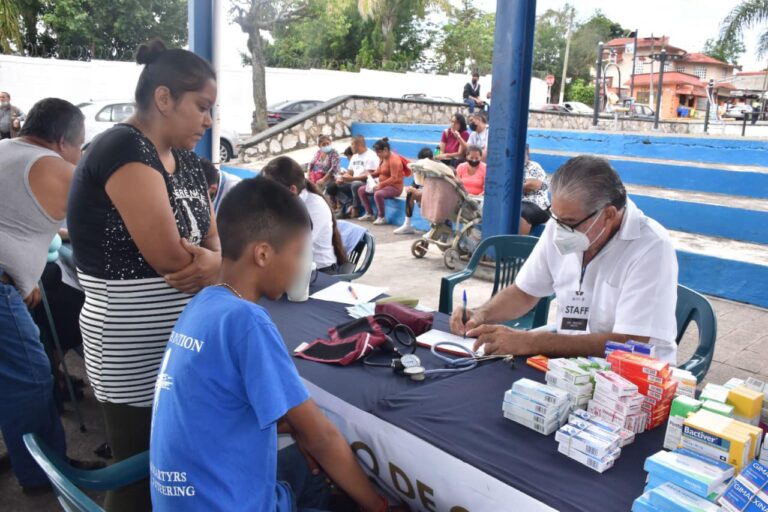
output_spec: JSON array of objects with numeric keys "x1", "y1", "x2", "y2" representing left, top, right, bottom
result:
[{"x1": 558, "y1": 262, "x2": 592, "y2": 334}]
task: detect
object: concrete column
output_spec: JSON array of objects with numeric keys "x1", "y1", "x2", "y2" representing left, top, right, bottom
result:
[{"x1": 483, "y1": 0, "x2": 537, "y2": 238}]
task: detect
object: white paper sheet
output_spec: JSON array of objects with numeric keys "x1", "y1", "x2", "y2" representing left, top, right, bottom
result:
[
  {"x1": 310, "y1": 281, "x2": 387, "y2": 305},
  {"x1": 416, "y1": 328, "x2": 479, "y2": 357}
]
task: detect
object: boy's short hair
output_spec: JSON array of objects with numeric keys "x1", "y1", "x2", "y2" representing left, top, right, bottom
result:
[
  {"x1": 217, "y1": 176, "x2": 310, "y2": 260},
  {"x1": 200, "y1": 158, "x2": 219, "y2": 187},
  {"x1": 417, "y1": 147, "x2": 434, "y2": 160}
]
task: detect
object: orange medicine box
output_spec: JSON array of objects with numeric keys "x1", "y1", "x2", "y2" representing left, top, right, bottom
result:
[{"x1": 607, "y1": 351, "x2": 671, "y2": 380}]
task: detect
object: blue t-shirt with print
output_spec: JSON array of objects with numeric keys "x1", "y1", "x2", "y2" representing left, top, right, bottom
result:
[{"x1": 150, "y1": 286, "x2": 309, "y2": 511}]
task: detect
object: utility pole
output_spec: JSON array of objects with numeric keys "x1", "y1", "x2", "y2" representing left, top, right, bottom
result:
[
  {"x1": 704, "y1": 79, "x2": 714, "y2": 133},
  {"x1": 649, "y1": 34, "x2": 655, "y2": 107},
  {"x1": 593, "y1": 41, "x2": 604, "y2": 126},
  {"x1": 629, "y1": 29, "x2": 638, "y2": 98},
  {"x1": 558, "y1": 6, "x2": 575, "y2": 104},
  {"x1": 653, "y1": 49, "x2": 667, "y2": 130}
]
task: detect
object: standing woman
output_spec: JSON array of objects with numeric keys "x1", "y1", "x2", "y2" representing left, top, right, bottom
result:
[{"x1": 67, "y1": 39, "x2": 221, "y2": 511}]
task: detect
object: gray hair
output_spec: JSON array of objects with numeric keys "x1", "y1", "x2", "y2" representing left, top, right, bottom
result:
[{"x1": 550, "y1": 155, "x2": 627, "y2": 213}]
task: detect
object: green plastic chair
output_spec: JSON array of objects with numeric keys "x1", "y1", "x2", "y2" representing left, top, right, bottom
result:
[
  {"x1": 336, "y1": 232, "x2": 375, "y2": 281},
  {"x1": 23, "y1": 433, "x2": 149, "y2": 512},
  {"x1": 675, "y1": 285, "x2": 717, "y2": 381},
  {"x1": 439, "y1": 235, "x2": 551, "y2": 330}
]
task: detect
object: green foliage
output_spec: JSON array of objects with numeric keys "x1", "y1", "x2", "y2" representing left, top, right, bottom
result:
[
  {"x1": 532, "y1": 7, "x2": 569, "y2": 83},
  {"x1": 436, "y1": 0, "x2": 495, "y2": 74},
  {"x1": 720, "y1": 0, "x2": 768, "y2": 58},
  {"x1": 568, "y1": 10, "x2": 628, "y2": 81},
  {"x1": 703, "y1": 36, "x2": 747, "y2": 65},
  {"x1": 565, "y1": 78, "x2": 595, "y2": 104},
  {"x1": 0, "y1": 0, "x2": 23, "y2": 53}
]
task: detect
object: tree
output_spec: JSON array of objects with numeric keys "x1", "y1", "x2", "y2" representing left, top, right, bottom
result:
[
  {"x1": 720, "y1": 0, "x2": 768, "y2": 58},
  {"x1": 565, "y1": 78, "x2": 594, "y2": 104},
  {"x1": 0, "y1": 0, "x2": 23, "y2": 53},
  {"x1": 568, "y1": 11, "x2": 628, "y2": 82},
  {"x1": 703, "y1": 36, "x2": 746, "y2": 65},
  {"x1": 357, "y1": 0, "x2": 442, "y2": 63},
  {"x1": 232, "y1": 0, "x2": 311, "y2": 134},
  {"x1": 532, "y1": 7, "x2": 569, "y2": 91},
  {"x1": 435, "y1": 0, "x2": 495, "y2": 74}
]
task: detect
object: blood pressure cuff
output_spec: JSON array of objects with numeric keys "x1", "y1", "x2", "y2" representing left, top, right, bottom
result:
[
  {"x1": 375, "y1": 303, "x2": 433, "y2": 336},
  {"x1": 294, "y1": 331, "x2": 387, "y2": 365}
]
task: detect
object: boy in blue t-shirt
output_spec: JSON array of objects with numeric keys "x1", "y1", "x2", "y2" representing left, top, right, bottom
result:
[{"x1": 150, "y1": 177, "x2": 395, "y2": 512}]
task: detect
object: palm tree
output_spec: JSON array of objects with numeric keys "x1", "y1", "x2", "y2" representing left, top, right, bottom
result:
[
  {"x1": 721, "y1": 0, "x2": 768, "y2": 57},
  {"x1": 0, "y1": 0, "x2": 23, "y2": 53}
]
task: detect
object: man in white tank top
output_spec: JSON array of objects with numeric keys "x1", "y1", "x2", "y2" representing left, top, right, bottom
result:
[{"x1": 0, "y1": 98, "x2": 88, "y2": 492}]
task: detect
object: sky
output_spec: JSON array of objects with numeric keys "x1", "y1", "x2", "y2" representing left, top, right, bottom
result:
[{"x1": 221, "y1": 0, "x2": 766, "y2": 72}]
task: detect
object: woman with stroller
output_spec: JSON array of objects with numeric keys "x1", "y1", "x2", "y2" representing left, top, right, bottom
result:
[
  {"x1": 358, "y1": 137, "x2": 404, "y2": 225},
  {"x1": 307, "y1": 135, "x2": 340, "y2": 189},
  {"x1": 438, "y1": 113, "x2": 469, "y2": 168},
  {"x1": 455, "y1": 145, "x2": 486, "y2": 196}
]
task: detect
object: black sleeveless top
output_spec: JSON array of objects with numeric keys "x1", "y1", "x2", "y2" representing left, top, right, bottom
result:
[{"x1": 67, "y1": 124, "x2": 211, "y2": 280}]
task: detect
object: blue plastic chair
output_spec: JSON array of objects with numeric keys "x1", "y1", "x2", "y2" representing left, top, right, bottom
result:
[
  {"x1": 23, "y1": 433, "x2": 149, "y2": 512},
  {"x1": 675, "y1": 285, "x2": 717, "y2": 381},
  {"x1": 336, "y1": 232, "x2": 375, "y2": 281},
  {"x1": 439, "y1": 235, "x2": 551, "y2": 330}
]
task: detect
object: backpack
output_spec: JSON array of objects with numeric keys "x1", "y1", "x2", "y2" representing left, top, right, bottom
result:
[{"x1": 397, "y1": 154, "x2": 412, "y2": 177}]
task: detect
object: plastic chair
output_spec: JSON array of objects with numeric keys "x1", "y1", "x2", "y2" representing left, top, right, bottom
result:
[
  {"x1": 675, "y1": 285, "x2": 717, "y2": 381},
  {"x1": 336, "y1": 232, "x2": 375, "y2": 281},
  {"x1": 439, "y1": 235, "x2": 551, "y2": 330},
  {"x1": 23, "y1": 433, "x2": 149, "y2": 512}
]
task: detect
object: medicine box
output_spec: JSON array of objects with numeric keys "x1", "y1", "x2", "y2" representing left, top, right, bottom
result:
[
  {"x1": 594, "y1": 371, "x2": 638, "y2": 397},
  {"x1": 671, "y1": 368, "x2": 697, "y2": 398},
  {"x1": 643, "y1": 449, "x2": 733, "y2": 498},
  {"x1": 556, "y1": 441, "x2": 618, "y2": 473},
  {"x1": 569, "y1": 409, "x2": 635, "y2": 446},
  {"x1": 724, "y1": 378, "x2": 746, "y2": 390},
  {"x1": 555, "y1": 423, "x2": 620, "y2": 459},
  {"x1": 593, "y1": 389, "x2": 643, "y2": 416},
  {"x1": 681, "y1": 410, "x2": 752, "y2": 470},
  {"x1": 631, "y1": 494, "x2": 661, "y2": 512},
  {"x1": 760, "y1": 433, "x2": 768, "y2": 464},
  {"x1": 701, "y1": 400, "x2": 734, "y2": 417},
  {"x1": 727, "y1": 385, "x2": 764, "y2": 425},
  {"x1": 547, "y1": 358, "x2": 592, "y2": 385},
  {"x1": 645, "y1": 475, "x2": 726, "y2": 503},
  {"x1": 663, "y1": 396, "x2": 702, "y2": 451},
  {"x1": 718, "y1": 459, "x2": 768, "y2": 512},
  {"x1": 700, "y1": 384, "x2": 730, "y2": 404},
  {"x1": 504, "y1": 390, "x2": 563, "y2": 420},
  {"x1": 647, "y1": 482, "x2": 720, "y2": 512},
  {"x1": 511, "y1": 378, "x2": 570, "y2": 407},
  {"x1": 607, "y1": 351, "x2": 671, "y2": 380},
  {"x1": 745, "y1": 377, "x2": 766, "y2": 393},
  {"x1": 544, "y1": 372, "x2": 594, "y2": 397}
]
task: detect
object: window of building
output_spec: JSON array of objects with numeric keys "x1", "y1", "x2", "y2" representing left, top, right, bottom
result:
[
  {"x1": 693, "y1": 65, "x2": 707, "y2": 79},
  {"x1": 636, "y1": 91, "x2": 650, "y2": 104},
  {"x1": 676, "y1": 66, "x2": 686, "y2": 73},
  {"x1": 663, "y1": 61, "x2": 673, "y2": 72},
  {"x1": 633, "y1": 60, "x2": 645, "y2": 74}
]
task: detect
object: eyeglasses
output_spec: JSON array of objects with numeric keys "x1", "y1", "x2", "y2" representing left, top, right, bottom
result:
[{"x1": 545, "y1": 206, "x2": 601, "y2": 233}]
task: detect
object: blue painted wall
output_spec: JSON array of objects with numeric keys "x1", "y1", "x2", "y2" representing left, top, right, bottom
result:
[{"x1": 678, "y1": 252, "x2": 768, "y2": 309}]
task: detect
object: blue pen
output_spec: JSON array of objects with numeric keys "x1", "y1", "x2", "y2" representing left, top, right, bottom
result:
[{"x1": 462, "y1": 290, "x2": 468, "y2": 338}]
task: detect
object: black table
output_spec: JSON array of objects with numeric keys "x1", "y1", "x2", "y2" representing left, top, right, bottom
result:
[{"x1": 261, "y1": 274, "x2": 661, "y2": 511}]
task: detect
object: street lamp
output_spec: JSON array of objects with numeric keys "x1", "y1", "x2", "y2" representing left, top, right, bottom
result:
[{"x1": 593, "y1": 41, "x2": 604, "y2": 126}]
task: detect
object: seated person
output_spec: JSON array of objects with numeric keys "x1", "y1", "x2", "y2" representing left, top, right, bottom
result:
[
  {"x1": 455, "y1": 145, "x2": 486, "y2": 196},
  {"x1": 438, "y1": 113, "x2": 469, "y2": 169},
  {"x1": 263, "y1": 156, "x2": 348, "y2": 273},
  {"x1": 462, "y1": 72, "x2": 486, "y2": 113},
  {"x1": 357, "y1": 137, "x2": 404, "y2": 226},
  {"x1": 201, "y1": 157, "x2": 241, "y2": 215},
  {"x1": 150, "y1": 177, "x2": 401, "y2": 512},
  {"x1": 325, "y1": 136, "x2": 379, "y2": 218},
  {"x1": 450, "y1": 156, "x2": 678, "y2": 364},
  {"x1": 307, "y1": 135, "x2": 340, "y2": 188},
  {"x1": 393, "y1": 147, "x2": 435, "y2": 235},
  {"x1": 520, "y1": 144, "x2": 551, "y2": 235},
  {"x1": 467, "y1": 112, "x2": 489, "y2": 161}
]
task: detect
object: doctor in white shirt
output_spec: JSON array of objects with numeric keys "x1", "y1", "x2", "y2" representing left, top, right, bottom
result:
[{"x1": 451, "y1": 155, "x2": 679, "y2": 363}]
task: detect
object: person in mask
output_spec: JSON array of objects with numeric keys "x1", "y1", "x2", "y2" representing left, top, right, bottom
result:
[
  {"x1": 520, "y1": 144, "x2": 550, "y2": 234},
  {"x1": 467, "y1": 112, "x2": 488, "y2": 161},
  {"x1": 455, "y1": 145, "x2": 486, "y2": 196},
  {"x1": 0, "y1": 91, "x2": 25, "y2": 139},
  {"x1": 463, "y1": 72, "x2": 486, "y2": 113},
  {"x1": 307, "y1": 134, "x2": 340, "y2": 189},
  {"x1": 450, "y1": 155, "x2": 678, "y2": 364}
]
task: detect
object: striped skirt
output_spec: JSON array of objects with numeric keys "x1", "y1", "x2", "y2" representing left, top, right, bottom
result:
[{"x1": 78, "y1": 273, "x2": 192, "y2": 407}]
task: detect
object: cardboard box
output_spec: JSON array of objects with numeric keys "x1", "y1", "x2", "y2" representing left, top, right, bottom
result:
[
  {"x1": 682, "y1": 410, "x2": 752, "y2": 470},
  {"x1": 727, "y1": 385, "x2": 764, "y2": 425},
  {"x1": 607, "y1": 351, "x2": 671, "y2": 380}
]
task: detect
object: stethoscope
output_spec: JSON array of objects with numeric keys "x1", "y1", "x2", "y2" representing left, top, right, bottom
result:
[{"x1": 362, "y1": 315, "x2": 514, "y2": 381}]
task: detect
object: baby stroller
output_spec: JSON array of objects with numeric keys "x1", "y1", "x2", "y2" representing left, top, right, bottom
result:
[{"x1": 409, "y1": 160, "x2": 483, "y2": 270}]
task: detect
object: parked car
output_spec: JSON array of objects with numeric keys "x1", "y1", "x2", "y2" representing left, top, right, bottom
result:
[
  {"x1": 561, "y1": 101, "x2": 593, "y2": 114},
  {"x1": 723, "y1": 104, "x2": 753, "y2": 120},
  {"x1": 401, "y1": 93, "x2": 458, "y2": 103},
  {"x1": 539, "y1": 104, "x2": 570, "y2": 113},
  {"x1": 77, "y1": 100, "x2": 241, "y2": 162},
  {"x1": 628, "y1": 103, "x2": 655, "y2": 119},
  {"x1": 267, "y1": 99, "x2": 324, "y2": 126}
]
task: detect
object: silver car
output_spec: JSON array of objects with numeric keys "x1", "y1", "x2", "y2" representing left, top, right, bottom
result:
[{"x1": 77, "y1": 100, "x2": 240, "y2": 162}]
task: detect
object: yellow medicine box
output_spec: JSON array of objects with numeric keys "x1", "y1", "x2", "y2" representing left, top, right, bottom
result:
[
  {"x1": 727, "y1": 385, "x2": 764, "y2": 425},
  {"x1": 729, "y1": 419, "x2": 764, "y2": 460},
  {"x1": 682, "y1": 410, "x2": 752, "y2": 470}
]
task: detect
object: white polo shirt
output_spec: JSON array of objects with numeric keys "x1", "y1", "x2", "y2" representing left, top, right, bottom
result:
[
  {"x1": 299, "y1": 189, "x2": 337, "y2": 269},
  {"x1": 515, "y1": 199, "x2": 679, "y2": 363}
]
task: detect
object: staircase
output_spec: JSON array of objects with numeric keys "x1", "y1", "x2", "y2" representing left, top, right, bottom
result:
[{"x1": 350, "y1": 123, "x2": 768, "y2": 309}]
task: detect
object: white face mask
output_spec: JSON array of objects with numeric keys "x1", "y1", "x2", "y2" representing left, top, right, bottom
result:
[
  {"x1": 0, "y1": 102, "x2": 9, "y2": 108},
  {"x1": 553, "y1": 210, "x2": 606, "y2": 255}
]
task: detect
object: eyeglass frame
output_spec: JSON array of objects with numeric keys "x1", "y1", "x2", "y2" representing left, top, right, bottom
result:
[{"x1": 545, "y1": 205, "x2": 603, "y2": 233}]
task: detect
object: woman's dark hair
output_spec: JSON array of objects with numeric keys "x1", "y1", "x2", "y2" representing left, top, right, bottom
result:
[
  {"x1": 343, "y1": 146, "x2": 354, "y2": 158},
  {"x1": 417, "y1": 147, "x2": 434, "y2": 160},
  {"x1": 134, "y1": 39, "x2": 216, "y2": 111},
  {"x1": 262, "y1": 156, "x2": 348, "y2": 266},
  {"x1": 452, "y1": 113, "x2": 467, "y2": 132},
  {"x1": 372, "y1": 137, "x2": 390, "y2": 152},
  {"x1": 466, "y1": 144, "x2": 483, "y2": 157},
  {"x1": 19, "y1": 98, "x2": 85, "y2": 144}
]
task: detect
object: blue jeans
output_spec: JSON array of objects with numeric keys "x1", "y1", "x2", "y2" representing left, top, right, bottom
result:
[
  {"x1": 0, "y1": 280, "x2": 66, "y2": 487},
  {"x1": 464, "y1": 98, "x2": 478, "y2": 113},
  {"x1": 276, "y1": 444, "x2": 331, "y2": 512}
]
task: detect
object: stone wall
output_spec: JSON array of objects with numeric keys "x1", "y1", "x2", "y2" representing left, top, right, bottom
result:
[
  {"x1": 528, "y1": 110, "x2": 697, "y2": 134},
  {"x1": 242, "y1": 95, "x2": 464, "y2": 159}
]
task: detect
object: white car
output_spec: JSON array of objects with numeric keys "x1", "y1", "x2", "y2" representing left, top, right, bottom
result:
[
  {"x1": 77, "y1": 100, "x2": 241, "y2": 162},
  {"x1": 561, "y1": 101, "x2": 593, "y2": 114}
]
